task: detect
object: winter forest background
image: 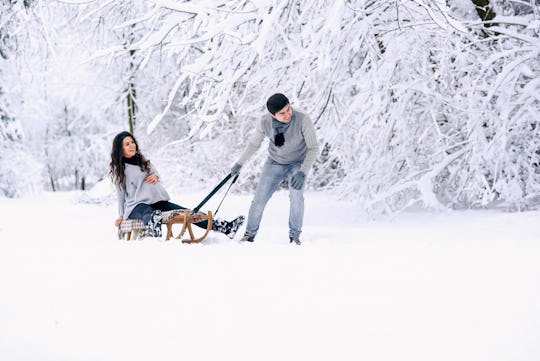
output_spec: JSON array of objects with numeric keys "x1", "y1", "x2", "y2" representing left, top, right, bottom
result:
[{"x1": 1, "y1": 0, "x2": 540, "y2": 215}]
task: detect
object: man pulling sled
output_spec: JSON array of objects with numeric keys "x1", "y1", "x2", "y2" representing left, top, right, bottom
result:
[{"x1": 110, "y1": 93, "x2": 318, "y2": 244}]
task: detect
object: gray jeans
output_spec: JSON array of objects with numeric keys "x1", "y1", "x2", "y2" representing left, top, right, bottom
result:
[{"x1": 245, "y1": 159, "x2": 304, "y2": 239}]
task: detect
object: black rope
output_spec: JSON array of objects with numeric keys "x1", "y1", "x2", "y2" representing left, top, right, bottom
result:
[
  {"x1": 212, "y1": 174, "x2": 239, "y2": 217},
  {"x1": 193, "y1": 173, "x2": 238, "y2": 214}
]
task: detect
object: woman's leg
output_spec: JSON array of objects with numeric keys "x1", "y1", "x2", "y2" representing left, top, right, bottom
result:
[
  {"x1": 149, "y1": 201, "x2": 244, "y2": 237},
  {"x1": 150, "y1": 200, "x2": 211, "y2": 229},
  {"x1": 129, "y1": 203, "x2": 154, "y2": 225},
  {"x1": 150, "y1": 200, "x2": 186, "y2": 212},
  {"x1": 129, "y1": 203, "x2": 163, "y2": 237}
]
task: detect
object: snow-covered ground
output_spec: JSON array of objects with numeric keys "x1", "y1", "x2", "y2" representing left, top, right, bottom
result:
[{"x1": 0, "y1": 190, "x2": 539, "y2": 361}]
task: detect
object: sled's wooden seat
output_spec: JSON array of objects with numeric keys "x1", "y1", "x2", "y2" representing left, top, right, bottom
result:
[{"x1": 118, "y1": 209, "x2": 213, "y2": 243}]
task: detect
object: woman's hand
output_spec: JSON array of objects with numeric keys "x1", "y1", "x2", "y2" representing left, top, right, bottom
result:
[
  {"x1": 114, "y1": 217, "x2": 123, "y2": 227},
  {"x1": 144, "y1": 173, "x2": 159, "y2": 184}
]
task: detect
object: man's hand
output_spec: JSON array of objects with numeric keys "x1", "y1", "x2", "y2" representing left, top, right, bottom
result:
[
  {"x1": 290, "y1": 171, "x2": 305, "y2": 190},
  {"x1": 114, "y1": 217, "x2": 123, "y2": 227},
  {"x1": 231, "y1": 163, "x2": 242, "y2": 176}
]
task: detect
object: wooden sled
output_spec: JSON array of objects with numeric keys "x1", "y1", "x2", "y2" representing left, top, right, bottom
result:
[
  {"x1": 119, "y1": 209, "x2": 213, "y2": 243},
  {"x1": 118, "y1": 173, "x2": 236, "y2": 243},
  {"x1": 166, "y1": 210, "x2": 213, "y2": 243}
]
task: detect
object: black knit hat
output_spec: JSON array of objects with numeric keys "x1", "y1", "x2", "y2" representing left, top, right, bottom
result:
[{"x1": 266, "y1": 93, "x2": 289, "y2": 114}]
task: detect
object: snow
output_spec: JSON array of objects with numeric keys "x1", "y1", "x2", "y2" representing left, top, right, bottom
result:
[
  {"x1": 1, "y1": 190, "x2": 539, "y2": 361},
  {"x1": 3, "y1": 2, "x2": 540, "y2": 359}
]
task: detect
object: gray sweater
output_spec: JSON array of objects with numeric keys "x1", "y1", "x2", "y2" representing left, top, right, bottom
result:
[
  {"x1": 237, "y1": 109, "x2": 319, "y2": 174},
  {"x1": 116, "y1": 163, "x2": 170, "y2": 218}
]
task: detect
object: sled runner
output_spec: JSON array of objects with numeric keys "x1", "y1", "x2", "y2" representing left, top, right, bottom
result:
[
  {"x1": 168, "y1": 210, "x2": 213, "y2": 243},
  {"x1": 118, "y1": 173, "x2": 237, "y2": 243}
]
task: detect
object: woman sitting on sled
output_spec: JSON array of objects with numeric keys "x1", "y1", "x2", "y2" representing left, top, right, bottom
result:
[{"x1": 110, "y1": 131, "x2": 244, "y2": 238}]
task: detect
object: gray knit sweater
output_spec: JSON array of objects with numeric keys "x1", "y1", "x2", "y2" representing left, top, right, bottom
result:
[
  {"x1": 237, "y1": 109, "x2": 319, "y2": 174},
  {"x1": 116, "y1": 163, "x2": 170, "y2": 218}
]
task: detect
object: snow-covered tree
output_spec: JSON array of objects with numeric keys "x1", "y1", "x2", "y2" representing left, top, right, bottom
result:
[
  {"x1": 0, "y1": 0, "x2": 41, "y2": 197},
  {"x1": 5, "y1": 1, "x2": 120, "y2": 192},
  {"x1": 49, "y1": 0, "x2": 538, "y2": 211},
  {"x1": 3, "y1": 0, "x2": 539, "y2": 213}
]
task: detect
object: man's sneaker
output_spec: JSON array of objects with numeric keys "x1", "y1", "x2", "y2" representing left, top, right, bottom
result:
[
  {"x1": 289, "y1": 236, "x2": 301, "y2": 245},
  {"x1": 145, "y1": 210, "x2": 163, "y2": 237},
  {"x1": 240, "y1": 233, "x2": 255, "y2": 242}
]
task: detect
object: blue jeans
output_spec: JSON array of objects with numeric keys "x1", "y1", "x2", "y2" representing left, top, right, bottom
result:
[{"x1": 245, "y1": 159, "x2": 304, "y2": 239}]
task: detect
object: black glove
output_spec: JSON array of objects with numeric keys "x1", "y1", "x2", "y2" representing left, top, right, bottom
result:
[
  {"x1": 231, "y1": 163, "x2": 242, "y2": 176},
  {"x1": 290, "y1": 171, "x2": 305, "y2": 190}
]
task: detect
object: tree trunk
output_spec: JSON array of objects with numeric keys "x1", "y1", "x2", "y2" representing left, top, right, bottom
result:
[
  {"x1": 49, "y1": 175, "x2": 56, "y2": 192},
  {"x1": 471, "y1": 0, "x2": 497, "y2": 26},
  {"x1": 127, "y1": 80, "x2": 136, "y2": 134},
  {"x1": 125, "y1": 25, "x2": 137, "y2": 135}
]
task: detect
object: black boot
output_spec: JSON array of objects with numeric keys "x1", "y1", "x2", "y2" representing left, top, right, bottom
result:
[
  {"x1": 145, "y1": 210, "x2": 163, "y2": 237},
  {"x1": 226, "y1": 215, "x2": 245, "y2": 239},
  {"x1": 212, "y1": 215, "x2": 245, "y2": 239}
]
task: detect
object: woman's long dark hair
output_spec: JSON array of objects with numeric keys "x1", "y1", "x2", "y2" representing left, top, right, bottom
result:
[{"x1": 109, "y1": 131, "x2": 151, "y2": 189}]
